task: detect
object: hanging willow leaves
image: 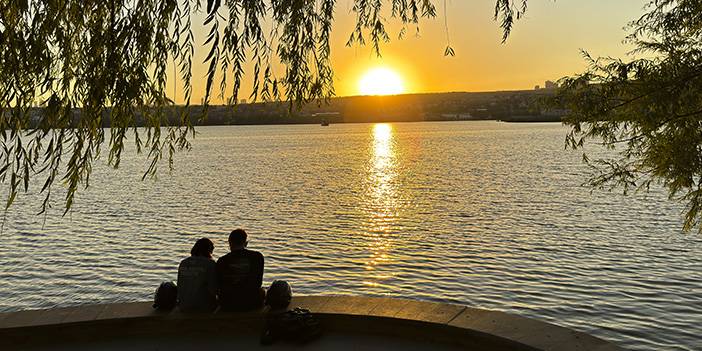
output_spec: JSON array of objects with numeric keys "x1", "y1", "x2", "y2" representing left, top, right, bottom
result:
[
  {"x1": 494, "y1": 0, "x2": 528, "y2": 43},
  {"x1": 554, "y1": 0, "x2": 702, "y2": 232},
  {"x1": 0, "y1": 0, "x2": 526, "y2": 215}
]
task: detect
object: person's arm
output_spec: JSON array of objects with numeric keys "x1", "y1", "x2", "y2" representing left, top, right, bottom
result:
[
  {"x1": 176, "y1": 261, "x2": 184, "y2": 303},
  {"x1": 254, "y1": 252, "x2": 264, "y2": 288},
  {"x1": 207, "y1": 261, "x2": 218, "y2": 298},
  {"x1": 215, "y1": 258, "x2": 224, "y2": 291}
]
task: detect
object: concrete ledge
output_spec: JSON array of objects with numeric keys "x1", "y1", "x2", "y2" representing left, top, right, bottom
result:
[{"x1": 0, "y1": 296, "x2": 624, "y2": 351}]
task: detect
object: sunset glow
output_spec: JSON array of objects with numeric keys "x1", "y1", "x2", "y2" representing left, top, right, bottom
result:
[
  {"x1": 172, "y1": 3, "x2": 645, "y2": 102},
  {"x1": 358, "y1": 68, "x2": 405, "y2": 96}
]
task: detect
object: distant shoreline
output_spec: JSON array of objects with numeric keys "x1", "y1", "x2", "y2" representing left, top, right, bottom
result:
[
  {"x1": 498, "y1": 116, "x2": 563, "y2": 123},
  {"x1": 21, "y1": 90, "x2": 566, "y2": 128},
  {"x1": 186, "y1": 118, "x2": 564, "y2": 128}
]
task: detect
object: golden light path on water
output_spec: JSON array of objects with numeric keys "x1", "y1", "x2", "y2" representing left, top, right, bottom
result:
[
  {"x1": 363, "y1": 123, "x2": 398, "y2": 288},
  {"x1": 0, "y1": 122, "x2": 699, "y2": 351}
]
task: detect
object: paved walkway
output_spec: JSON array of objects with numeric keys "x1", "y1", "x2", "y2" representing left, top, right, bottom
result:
[{"x1": 0, "y1": 296, "x2": 624, "y2": 350}]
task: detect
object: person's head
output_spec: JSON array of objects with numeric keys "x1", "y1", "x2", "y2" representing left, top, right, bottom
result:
[
  {"x1": 191, "y1": 238, "x2": 214, "y2": 258},
  {"x1": 228, "y1": 229, "x2": 248, "y2": 251}
]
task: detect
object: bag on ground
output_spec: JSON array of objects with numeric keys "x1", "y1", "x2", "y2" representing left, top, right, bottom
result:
[
  {"x1": 260, "y1": 308, "x2": 321, "y2": 345},
  {"x1": 153, "y1": 281, "x2": 178, "y2": 310},
  {"x1": 265, "y1": 280, "x2": 292, "y2": 309}
]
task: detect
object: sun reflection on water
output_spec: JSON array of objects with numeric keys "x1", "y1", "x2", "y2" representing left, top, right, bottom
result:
[{"x1": 363, "y1": 123, "x2": 399, "y2": 287}]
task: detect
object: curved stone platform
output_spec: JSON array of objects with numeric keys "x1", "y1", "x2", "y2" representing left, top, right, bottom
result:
[{"x1": 0, "y1": 296, "x2": 623, "y2": 350}]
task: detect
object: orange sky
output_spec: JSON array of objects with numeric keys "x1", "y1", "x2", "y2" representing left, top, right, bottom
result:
[{"x1": 177, "y1": 0, "x2": 646, "y2": 104}]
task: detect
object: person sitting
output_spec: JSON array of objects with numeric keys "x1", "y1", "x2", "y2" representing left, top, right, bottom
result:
[
  {"x1": 177, "y1": 238, "x2": 218, "y2": 313},
  {"x1": 217, "y1": 229, "x2": 265, "y2": 311}
]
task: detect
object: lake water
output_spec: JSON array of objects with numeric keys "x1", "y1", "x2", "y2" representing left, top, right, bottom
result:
[{"x1": 0, "y1": 122, "x2": 700, "y2": 350}]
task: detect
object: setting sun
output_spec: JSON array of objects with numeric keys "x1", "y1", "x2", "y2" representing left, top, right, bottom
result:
[{"x1": 358, "y1": 68, "x2": 405, "y2": 96}]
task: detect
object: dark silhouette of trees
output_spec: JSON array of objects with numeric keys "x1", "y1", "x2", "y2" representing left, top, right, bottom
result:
[
  {"x1": 556, "y1": 0, "x2": 702, "y2": 232},
  {"x1": 7, "y1": 0, "x2": 700, "y2": 233},
  {"x1": 0, "y1": 0, "x2": 527, "y2": 214}
]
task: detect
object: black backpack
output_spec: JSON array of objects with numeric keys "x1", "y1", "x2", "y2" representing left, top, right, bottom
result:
[
  {"x1": 265, "y1": 280, "x2": 292, "y2": 309},
  {"x1": 153, "y1": 281, "x2": 178, "y2": 310},
  {"x1": 260, "y1": 308, "x2": 321, "y2": 345}
]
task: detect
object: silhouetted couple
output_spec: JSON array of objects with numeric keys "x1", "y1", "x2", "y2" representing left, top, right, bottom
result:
[{"x1": 177, "y1": 229, "x2": 265, "y2": 313}]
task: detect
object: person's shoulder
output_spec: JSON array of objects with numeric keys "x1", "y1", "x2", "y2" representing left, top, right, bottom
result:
[
  {"x1": 246, "y1": 249, "x2": 264, "y2": 259},
  {"x1": 179, "y1": 256, "x2": 193, "y2": 266},
  {"x1": 200, "y1": 257, "x2": 216, "y2": 269},
  {"x1": 216, "y1": 252, "x2": 231, "y2": 264},
  {"x1": 183, "y1": 256, "x2": 215, "y2": 266},
  {"x1": 194, "y1": 256, "x2": 216, "y2": 265}
]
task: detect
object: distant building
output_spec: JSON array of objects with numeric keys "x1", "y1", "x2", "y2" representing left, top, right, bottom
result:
[
  {"x1": 544, "y1": 81, "x2": 558, "y2": 90},
  {"x1": 239, "y1": 99, "x2": 247, "y2": 104}
]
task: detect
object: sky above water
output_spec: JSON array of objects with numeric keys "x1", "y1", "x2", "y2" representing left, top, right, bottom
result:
[{"x1": 180, "y1": 0, "x2": 646, "y2": 103}]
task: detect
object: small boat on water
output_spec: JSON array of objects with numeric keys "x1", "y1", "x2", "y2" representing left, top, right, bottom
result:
[{"x1": 312, "y1": 112, "x2": 338, "y2": 126}]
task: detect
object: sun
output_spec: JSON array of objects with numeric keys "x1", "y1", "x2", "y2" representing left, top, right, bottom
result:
[{"x1": 358, "y1": 68, "x2": 405, "y2": 96}]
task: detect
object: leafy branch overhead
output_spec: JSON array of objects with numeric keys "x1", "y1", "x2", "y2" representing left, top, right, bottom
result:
[
  {"x1": 556, "y1": 0, "x2": 702, "y2": 232},
  {"x1": 0, "y1": 0, "x2": 527, "y2": 215}
]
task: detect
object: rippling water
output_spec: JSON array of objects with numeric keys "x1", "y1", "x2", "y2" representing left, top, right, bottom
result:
[{"x1": 0, "y1": 122, "x2": 700, "y2": 350}]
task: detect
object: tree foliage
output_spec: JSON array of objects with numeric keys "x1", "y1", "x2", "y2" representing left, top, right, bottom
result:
[
  {"x1": 0, "y1": 0, "x2": 527, "y2": 215},
  {"x1": 556, "y1": 0, "x2": 702, "y2": 231}
]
